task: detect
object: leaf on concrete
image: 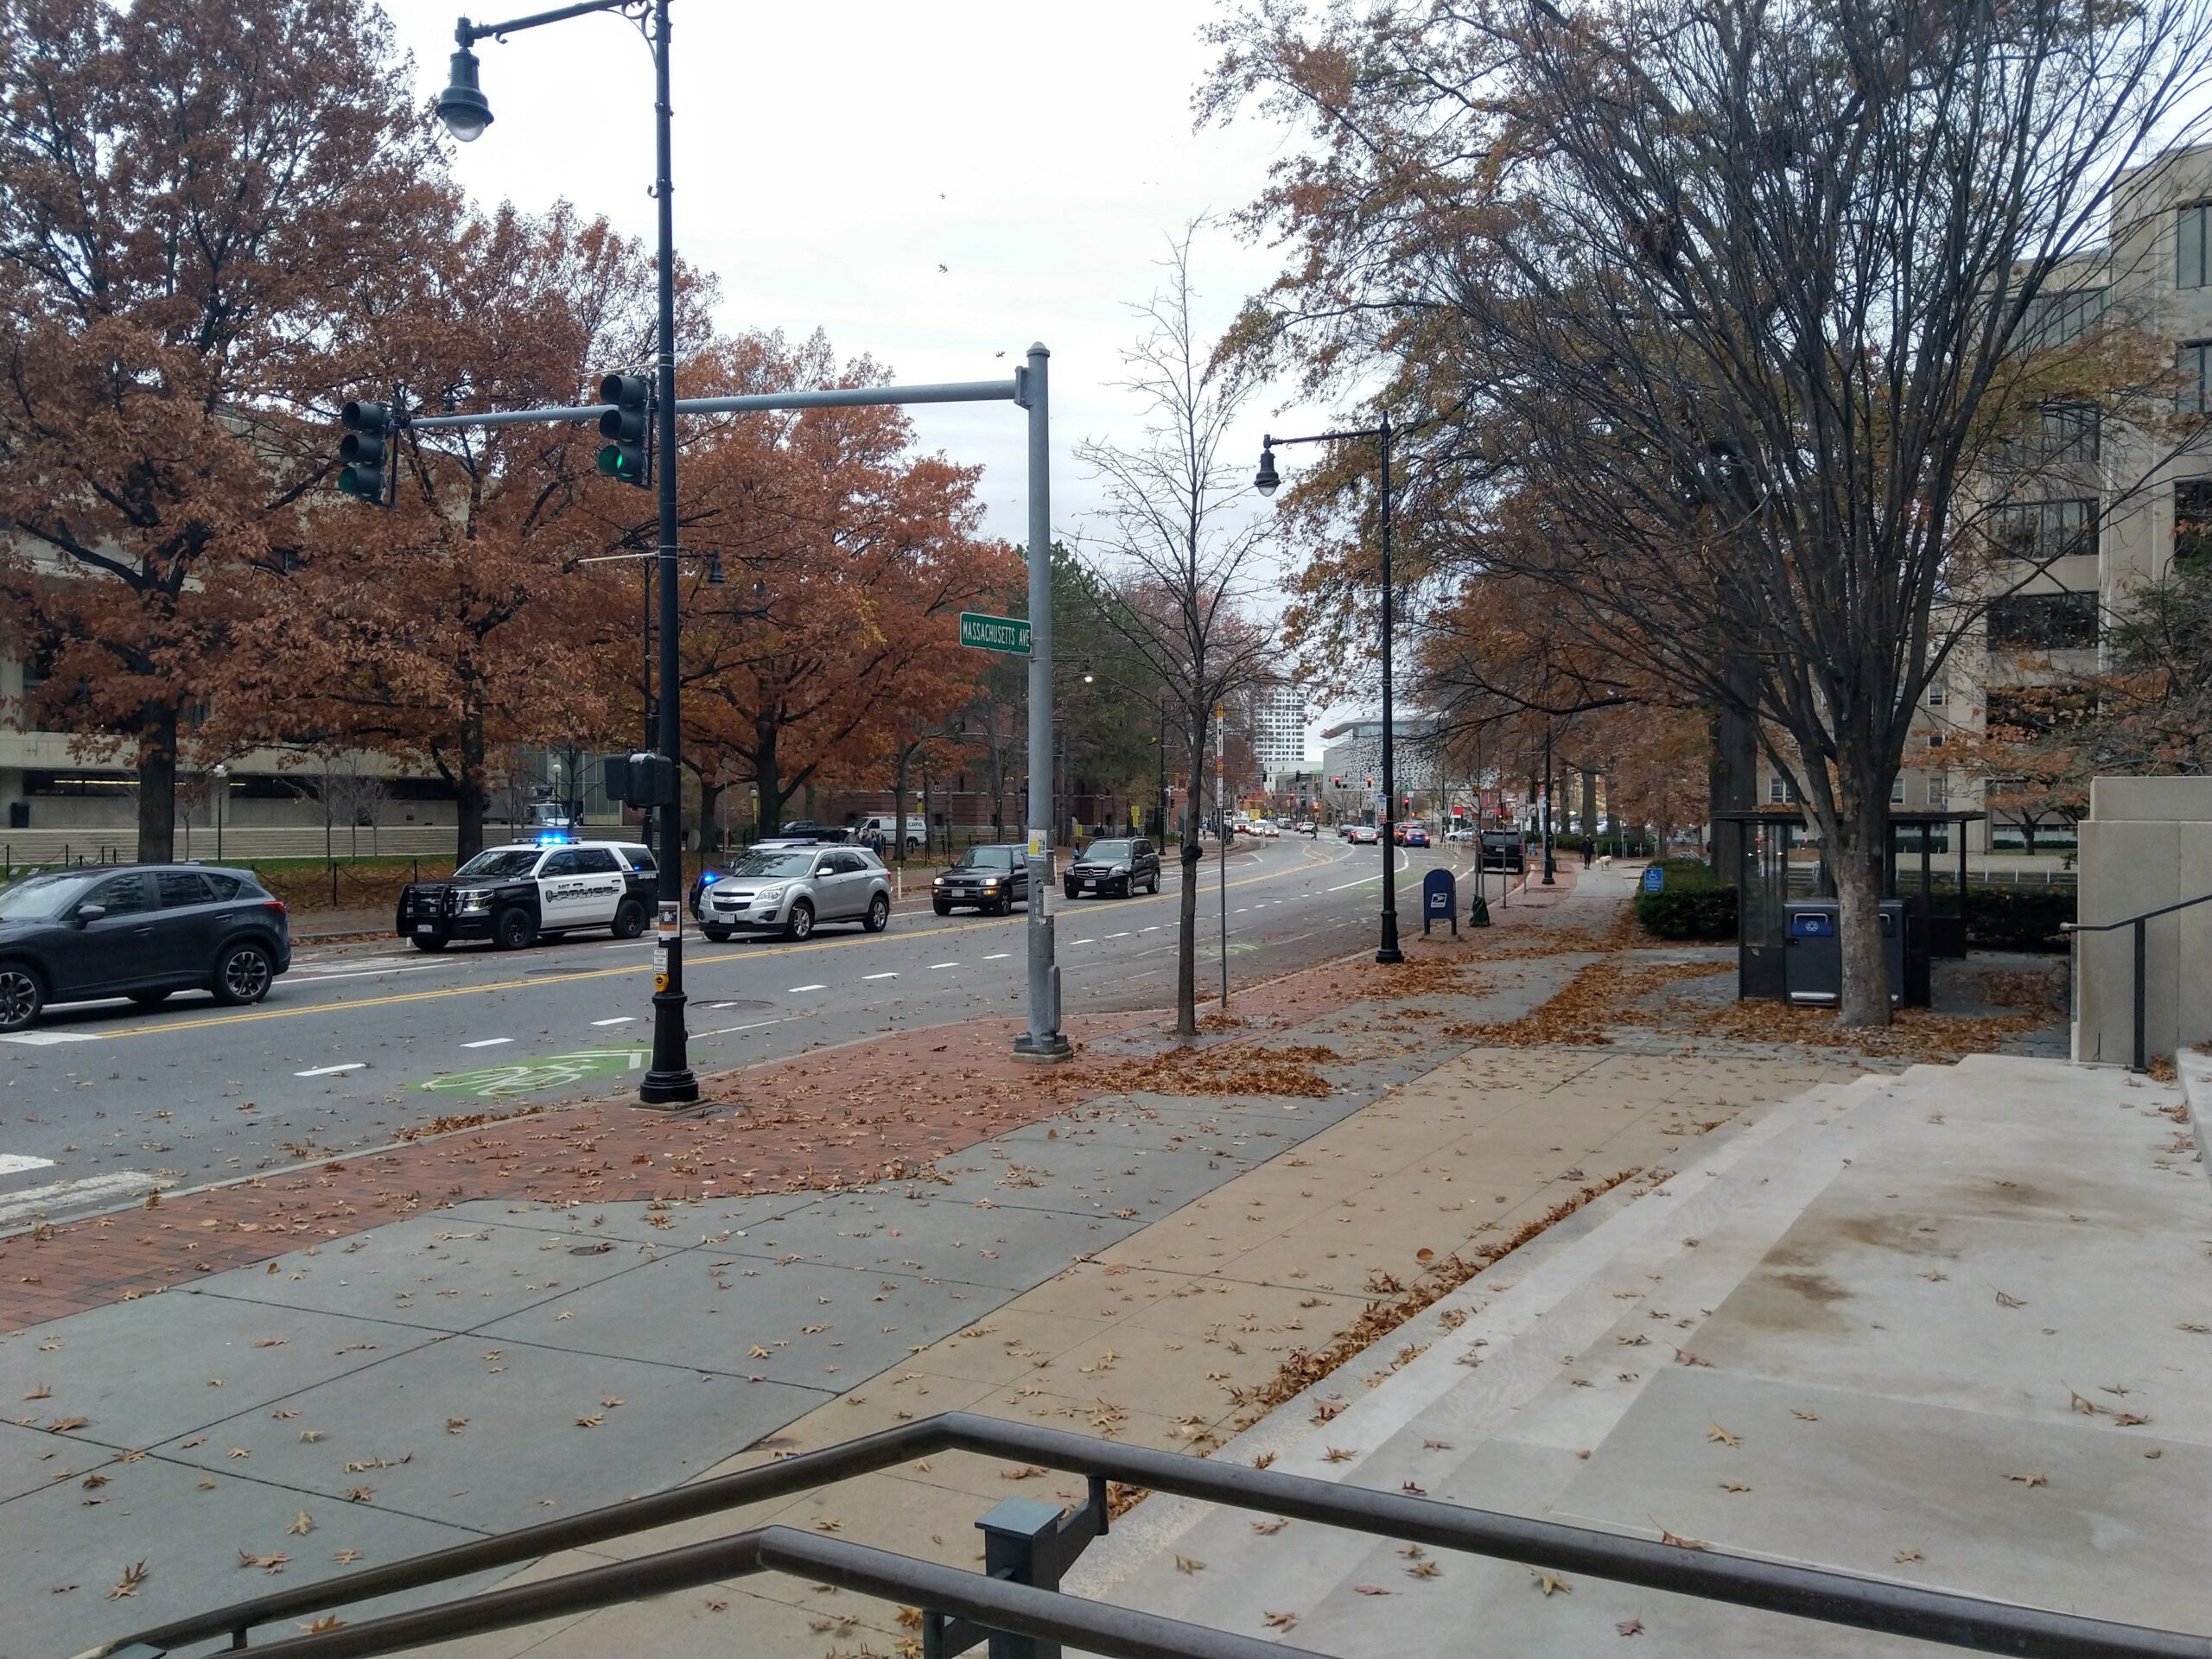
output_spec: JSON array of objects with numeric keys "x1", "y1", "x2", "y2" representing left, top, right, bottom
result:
[
  {"x1": 1706, "y1": 1424, "x2": 1741, "y2": 1446},
  {"x1": 1322, "y1": 1446, "x2": 1357, "y2": 1463},
  {"x1": 333, "y1": 1549, "x2": 364, "y2": 1565},
  {"x1": 107, "y1": 1561, "x2": 149, "y2": 1599},
  {"x1": 1994, "y1": 1290, "x2": 2025, "y2": 1308},
  {"x1": 1408, "y1": 1559, "x2": 1443, "y2": 1579},
  {"x1": 1530, "y1": 1569, "x2": 1570, "y2": 1596},
  {"x1": 1174, "y1": 1554, "x2": 1205, "y2": 1573},
  {"x1": 1895, "y1": 1548, "x2": 1922, "y2": 1563},
  {"x1": 2005, "y1": 1471, "x2": 2047, "y2": 1487},
  {"x1": 287, "y1": 1512, "x2": 314, "y2": 1535},
  {"x1": 1252, "y1": 1517, "x2": 1289, "y2": 1535},
  {"x1": 1719, "y1": 1482, "x2": 1751, "y2": 1493},
  {"x1": 1618, "y1": 1618, "x2": 1645, "y2": 1635},
  {"x1": 1353, "y1": 1584, "x2": 1390, "y2": 1595},
  {"x1": 1262, "y1": 1611, "x2": 1299, "y2": 1630},
  {"x1": 1791, "y1": 1410, "x2": 1819, "y2": 1421}
]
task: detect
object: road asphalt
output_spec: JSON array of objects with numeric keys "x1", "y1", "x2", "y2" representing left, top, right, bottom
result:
[{"x1": 0, "y1": 839, "x2": 1507, "y2": 1230}]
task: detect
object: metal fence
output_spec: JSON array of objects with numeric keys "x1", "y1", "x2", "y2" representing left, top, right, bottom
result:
[{"x1": 94, "y1": 1412, "x2": 2202, "y2": 1659}]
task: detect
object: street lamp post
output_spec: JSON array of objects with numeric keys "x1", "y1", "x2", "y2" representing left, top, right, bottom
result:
[
  {"x1": 213, "y1": 764, "x2": 228, "y2": 862},
  {"x1": 1255, "y1": 417, "x2": 1403, "y2": 963},
  {"x1": 440, "y1": 0, "x2": 697, "y2": 1104}
]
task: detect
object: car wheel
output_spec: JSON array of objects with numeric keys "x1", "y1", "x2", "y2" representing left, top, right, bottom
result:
[
  {"x1": 1148, "y1": 871, "x2": 1161, "y2": 894},
  {"x1": 932, "y1": 899, "x2": 951, "y2": 916},
  {"x1": 784, "y1": 900, "x2": 816, "y2": 941},
  {"x1": 864, "y1": 893, "x2": 890, "y2": 933},
  {"x1": 211, "y1": 942, "x2": 274, "y2": 1007},
  {"x1": 611, "y1": 898, "x2": 647, "y2": 939},
  {"x1": 411, "y1": 936, "x2": 448, "y2": 952},
  {"x1": 494, "y1": 909, "x2": 536, "y2": 951},
  {"x1": 129, "y1": 989, "x2": 173, "y2": 1007},
  {"x1": 702, "y1": 925, "x2": 733, "y2": 943},
  {"x1": 0, "y1": 963, "x2": 43, "y2": 1033}
]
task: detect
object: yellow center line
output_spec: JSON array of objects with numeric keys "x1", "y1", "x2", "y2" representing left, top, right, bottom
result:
[{"x1": 92, "y1": 845, "x2": 1353, "y2": 1040}]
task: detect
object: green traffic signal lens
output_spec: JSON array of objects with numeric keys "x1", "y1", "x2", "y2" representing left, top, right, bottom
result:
[
  {"x1": 597, "y1": 444, "x2": 623, "y2": 477},
  {"x1": 339, "y1": 465, "x2": 361, "y2": 496}
]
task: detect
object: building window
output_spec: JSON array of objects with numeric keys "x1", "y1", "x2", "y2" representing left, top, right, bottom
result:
[
  {"x1": 1925, "y1": 682, "x2": 1948, "y2": 708},
  {"x1": 1928, "y1": 770, "x2": 1949, "y2": 807},
  {"x1": 1768, "y1": 773, "x2": 1798, "y2": 805},
  {"x1": 1924, "y1": 732, "x2": 1945, "y2": 749},
  {"x1": 2023, "y1": 286, "x2": 2107, "y2": 348},
  {"x1": 1993, "y1": 498, "x2": 2094, "y2": 562},
  {"x1": 1890, "y1": 776, "x2": 1908, "y2": 805},
  {"x1": 2178, "y1": 479, "x2": 2212, "y2": 571},
  {"x1": 2180, "y1": 342, "x2": 2212, "y2": 416},
  {"x1": 1987, "y1": 590, "x2": 2100, "y2": 649},
  {"x1": 2181, "y1": 204, "x2": 2211, "y2": 289},
  {"x1": 2035, "y1": 404, "x2": 2101, "y2": 465}
]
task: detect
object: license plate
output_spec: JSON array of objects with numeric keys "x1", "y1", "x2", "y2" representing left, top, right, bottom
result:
[
  {"x1": 1082, "y1": 881, "x2": 1096, "y2": 892},
  {"x1": 416, "y1": 924, "x2": 435, "y2": 935}
]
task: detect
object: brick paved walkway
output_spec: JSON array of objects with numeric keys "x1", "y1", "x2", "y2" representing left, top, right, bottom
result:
[{"x1": 1, "y1": 867, "x2": 1585, "y2": 1329}]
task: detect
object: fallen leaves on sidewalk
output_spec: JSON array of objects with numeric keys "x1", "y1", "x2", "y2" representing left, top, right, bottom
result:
[
  {"x1": 1531, "y1": 1569, "x2": 1571, "y2": 1596},
  {"x1": 1692, "y1": 999, "x2": 2039, "y2": 1062},
  {"x1": 106, "y1": 1561, "x2": 149, "y2": 1599},
  {"x1": 2005, "y1": 1471, "x2": 2048, "y2": 1487},
  {"x1": 1442, "y1": 957, "x2": 1732, "y2": 1047},
  {"x1": 1707, "y1": 1423, "x2": 1742, "y2": 1446},
  {"x1": 287, "y1": 1511, "x2": 314, "y2": 1535},
  {"x1": 238, "y1": 1549, "x2": 290, "y2": 1573}
]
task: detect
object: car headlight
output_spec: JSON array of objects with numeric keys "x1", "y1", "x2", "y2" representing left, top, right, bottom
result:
[
  {"x1": 981, "y1": 875, "x2": 1002, "y2": 887},
  {"x1": 457, "y1": 888, "x2": 492, "y2": 912},
  {"x1": 1110, "y1": 863, "x2": 1129, "y2": 875},
  {"x1": 753, "y1": 884, "x2": 788, "y2": 905}
]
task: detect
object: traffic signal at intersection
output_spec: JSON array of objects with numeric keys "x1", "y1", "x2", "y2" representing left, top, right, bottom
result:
[
  {"x1": 598, "y1": 372, "x2": 650, "y2": 487},
  {"x1": 337, "y1": 401, "x2": 392, "y2": 505}
]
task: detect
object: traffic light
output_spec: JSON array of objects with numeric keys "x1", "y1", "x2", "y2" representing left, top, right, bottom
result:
[
  {"x1": 338, "y1": 401, "x2": 392, "y2": 505},
  {"x1": 597, "y1": 372, "x2": 650, "y2": 487}
]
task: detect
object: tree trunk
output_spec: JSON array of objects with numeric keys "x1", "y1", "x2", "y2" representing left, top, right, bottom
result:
[
  {"x1": 988, "y1": 708, "x2": 1007, "y2": 841},
  {"x1": 1174, "y1": 714, "x2": 1204, "y2": 1039},
  {"x1": 1834, "y1": 825, "x2": 1891, "y2": 1027},
  {"x1": 922, "y1": 767, "x2": 935, "y2": 858},
  {"x1": 1580, "y1": 767, "x2": 1597, "y2": 840},
  {"x1": 1709, "y1": 658, "x2": 1758, "y2": 880},
  {"x1": 697, "y1": 779, "x2": 721, "y2": 853},
  {"x1": 2019, "y1": 817, "x2": 2037, "y2": 857},
  {"x1": 892, "y1": 747, "x2": 911, "y2": 867},
  {"x1": 136, "y1": 700, "x2": 177, "y2": 864},
  {"x1": 754, "y1": 722, "x2": 782, "y2": 840},
  {"x1": 456, "y1": 712, "x2": 488, "y2": 863}
]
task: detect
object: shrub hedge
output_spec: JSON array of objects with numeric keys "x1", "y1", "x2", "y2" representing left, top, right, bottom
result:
[
  {"x1": 1634, "y1": 884, "x2": 1739, "y2": 940},
  {"x1": 1963, "y1": 885, "x2": 2075, "y2": 953}
]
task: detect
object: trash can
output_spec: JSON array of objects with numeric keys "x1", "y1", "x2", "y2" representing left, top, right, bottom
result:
[
  {"x1": 1783, "y1": 901, "x2": 1841, "y2": 1005},
  {"x1": 1784, "y1": 899, "x2": 1905, "y2": 1006}
]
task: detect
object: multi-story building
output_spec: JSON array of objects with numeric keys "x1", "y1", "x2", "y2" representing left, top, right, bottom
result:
[
  {"x1": 1250, "y1": 683, "x2": 1310, "y2": 777},
  {"x1": 1319, "y1": 717, "x2": 1446, "y2": 817},
  {"x1": 1762, "y1": 143, "x2": 2212, "y2": 855}
]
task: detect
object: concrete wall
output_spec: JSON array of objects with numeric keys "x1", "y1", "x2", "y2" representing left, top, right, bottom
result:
[{"x1": 2074, "y1": 776, "x2": 2212, "y2": 1065}]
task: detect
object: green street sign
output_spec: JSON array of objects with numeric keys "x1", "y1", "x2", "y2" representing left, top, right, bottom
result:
[{"x1": 959, "y1": 612, "x2": 1031, "y2": 655}]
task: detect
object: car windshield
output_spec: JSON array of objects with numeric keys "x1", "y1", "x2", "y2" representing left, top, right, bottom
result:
[
  {"x1": 729, "y1": 853, "x2": 816, "y2": 879},
  {"x1": 1083, "y1": 841, "x2": 1131, "y2": 861},
  {"x1": 454, "y1": 849, "x2": 542, "y2": 880},
  {"x1": 0, "y1": 872, "x2": 96, "y2": 921},
  {"x1": 958, "y1": 846, "x2": 1014, "y2": 869}
]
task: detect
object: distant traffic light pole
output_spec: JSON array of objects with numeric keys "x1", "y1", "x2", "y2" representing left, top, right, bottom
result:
[{"x1": 1255, "y1": 417, "x2": 1403, "y2": 964}]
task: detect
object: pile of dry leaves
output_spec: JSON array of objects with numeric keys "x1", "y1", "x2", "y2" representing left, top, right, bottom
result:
[
  {"x1": 1083, "y1": 1043, "x2": 1342, "y2": 1100},
  {"x1": 1980, "y1": 968, "x2": 2066, "y2": 1014},
  {"x1": 1440, "y1": 957, "x2": 1732, "y2": 1046},
  {"x1": 1692, "y1": 999, "x2": 2039, "y2": 1062}
]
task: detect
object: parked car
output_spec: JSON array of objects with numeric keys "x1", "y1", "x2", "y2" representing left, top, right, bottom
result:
[
  {"x1": 1064, "y1": 836, "x2": 1160, "y2": 899},
  {"x1": 775, "y1": 820, "x2": 848, "y2": 843},
  {"x1": 932, "y1": 844, "x2": 1029, "y2": 914},
  {"x1": 1479, "y1": 830, "x2": 1527, "y2": 873},
  {"x1": 1336, "y1": 822, "x2": 1353, "y2": 840},
  {"x1": 398, "y1": 839, "x2": 656, "y2": 951},
  {"x1": 696, "y1": 846, "x2": 890, "y2": 941},
  {"x1": 0, "y1": 864, "x2": 291, "y2": 1032},
  {"x1": 1444, "y1": 824, "x2": 1476, "y2": 845},
  {"x1": 1347, "y1": 823, "x2": 1382, "y2": 845}
]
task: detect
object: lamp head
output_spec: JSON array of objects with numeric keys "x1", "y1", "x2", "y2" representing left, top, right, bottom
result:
[
  {"x1": 436, "y1": 46, "x2": 493, "y2": 143},
  {"x1": 705, "y1": 554, "x2": 726, "y2": 586},
  {"x1": 1254, "y1": 443, "x2": 1280, "y2": 498}
]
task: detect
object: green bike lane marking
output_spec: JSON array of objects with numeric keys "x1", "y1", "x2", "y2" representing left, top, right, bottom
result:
[{"x1": 420, "y1": 1046, "x2": 647, "y2": 1098}]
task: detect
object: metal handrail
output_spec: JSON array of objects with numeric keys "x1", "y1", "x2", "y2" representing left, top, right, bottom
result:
[
  {"x1": 88, "y1": 1412, "x2": 2207, "y2": 1659},
  {"x1": 2063, "y1": 888, "x2": 2212, "y2": 1071}
]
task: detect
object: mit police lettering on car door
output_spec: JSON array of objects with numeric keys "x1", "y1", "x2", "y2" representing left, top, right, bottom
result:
[{"x1": 537, "y1": 848, "x2": 622, "y2": 926}]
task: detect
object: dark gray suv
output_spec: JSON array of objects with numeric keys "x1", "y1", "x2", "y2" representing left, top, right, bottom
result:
[
  {"x1": 931, "y1": 844, "x2": 1029, "y2": 915},
  {"x1": 0, "y1": 864, "x2": 292, "y2": 1032},
  {"x1": 1065, "y1": 836, "x2": 1160, "y2": 899}
]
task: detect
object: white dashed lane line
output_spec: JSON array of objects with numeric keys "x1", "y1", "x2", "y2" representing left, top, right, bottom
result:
[
  {"x1": 461, "y1": 1037, "x2": 512, "y2": 1049},
  {"x1": 863, "y1": 972, "x2": 899, "y2": 981},
  {"x1": 928, "y1": 962, "x2": 958, "y2": 970},
  {"x1": 591, "y1": 1016, "x2": 634, "y2": 1027},
  {"x1": 788, "y1": 983, "x2": 827, "y2": 994},
  {"x1": 294, "y1": 1062, "x2": 367, "y2": 1077},
  {"x1": 0, "y1": 1154, "x2": 56, "y2": 1174},
  {"x1": 982, "y1": 953, "x2": 1011, "y2": 961}
]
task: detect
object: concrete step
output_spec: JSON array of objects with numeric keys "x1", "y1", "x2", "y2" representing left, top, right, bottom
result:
[
  {"x1": 1076, "y1": 1057, "x2": 2211, "y2": 1656},
  {"x1": 1067, "y1": 1072, "x2": 1897, "y2": 1611}
]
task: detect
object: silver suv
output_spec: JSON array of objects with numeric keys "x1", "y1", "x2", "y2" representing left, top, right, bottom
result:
[{"x1": 697, "y1": 846, "x2": 891, "y2": 942}]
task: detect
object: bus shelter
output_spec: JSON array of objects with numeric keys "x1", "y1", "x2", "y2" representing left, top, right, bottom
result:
[{"x1": 1719, "y1": 810, "x2": 1984, "y2": 1005}]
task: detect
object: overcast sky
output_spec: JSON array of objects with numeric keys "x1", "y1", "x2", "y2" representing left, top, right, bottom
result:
[{"x1": 378, "y1": 0, "x2": 1347, "y2": 756}]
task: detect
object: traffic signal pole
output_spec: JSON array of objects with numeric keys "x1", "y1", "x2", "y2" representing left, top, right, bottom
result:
[{"x1": 1014, "y1": 344, "x2": 1070, "y2": 1062}]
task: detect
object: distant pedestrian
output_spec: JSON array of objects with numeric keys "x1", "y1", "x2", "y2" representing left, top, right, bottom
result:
[
  {"x1": 868, "y1": 827, "x2": 886, "y2": 859},
  {"x1": 1583, "y1": 840, "x2": 1593, "y2": 868}
]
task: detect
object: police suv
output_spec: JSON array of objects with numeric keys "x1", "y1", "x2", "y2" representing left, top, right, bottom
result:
[{"x1": 396, "y1": 836, "x2": 658, "y2": 951}]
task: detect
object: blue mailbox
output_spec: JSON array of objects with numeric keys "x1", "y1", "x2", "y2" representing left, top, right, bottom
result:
[{"x1": 1421, "y1": 868, "x2": 1458, "y2": 937}]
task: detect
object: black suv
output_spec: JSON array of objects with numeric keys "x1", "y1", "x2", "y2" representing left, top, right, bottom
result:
[
  {"x1": 931, "y1": 844, "x2": 1029, "y2": 914},
  {"x1": 1064, "y1": 836, "x2": 1160, "y2": 899},
  {"x1": 1479, "y1": 830, "x2": 1527, "y2": 873},
  {"x1": 0, "y1": 864, "x2": 291, "y2": 1033},
  {"x1": 775, "y1": 820, "x2": 847, "y2": 843}
]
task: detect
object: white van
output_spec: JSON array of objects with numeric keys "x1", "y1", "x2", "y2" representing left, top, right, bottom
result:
[{"x1": 851, "y1": 814, "x2": 927, "y2": 852}]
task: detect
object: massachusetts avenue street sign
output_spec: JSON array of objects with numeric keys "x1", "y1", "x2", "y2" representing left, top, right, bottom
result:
[{"x1": 958, "y1": 612, "x2": 1031, "y2": 654}]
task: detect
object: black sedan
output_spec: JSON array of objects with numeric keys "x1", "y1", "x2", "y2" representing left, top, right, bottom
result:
[
  {"x1": 0, "y1": 864, "x2": 291, "y2": 1032},
  {"x1": 1064, "y1": 836, "x2": 1161, "y2": 899}
]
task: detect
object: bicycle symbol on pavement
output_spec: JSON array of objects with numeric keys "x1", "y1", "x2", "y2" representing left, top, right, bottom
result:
[{"x1": 420, "y1": 1047, "x2": 646, "y2": 1098}]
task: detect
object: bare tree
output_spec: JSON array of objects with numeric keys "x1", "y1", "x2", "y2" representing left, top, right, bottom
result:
[
  {"x1": 1078, "y1": 227, "x2": 1276, "y2": 1037},
  {"x1": 1209, "y1": 0, "x2": 2212, "y2": 1024}
]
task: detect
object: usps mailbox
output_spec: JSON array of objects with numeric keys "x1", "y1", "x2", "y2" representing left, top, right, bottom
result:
[{"x1": 1422, "y1": 868, "x2": 1458, "y2": 937}]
